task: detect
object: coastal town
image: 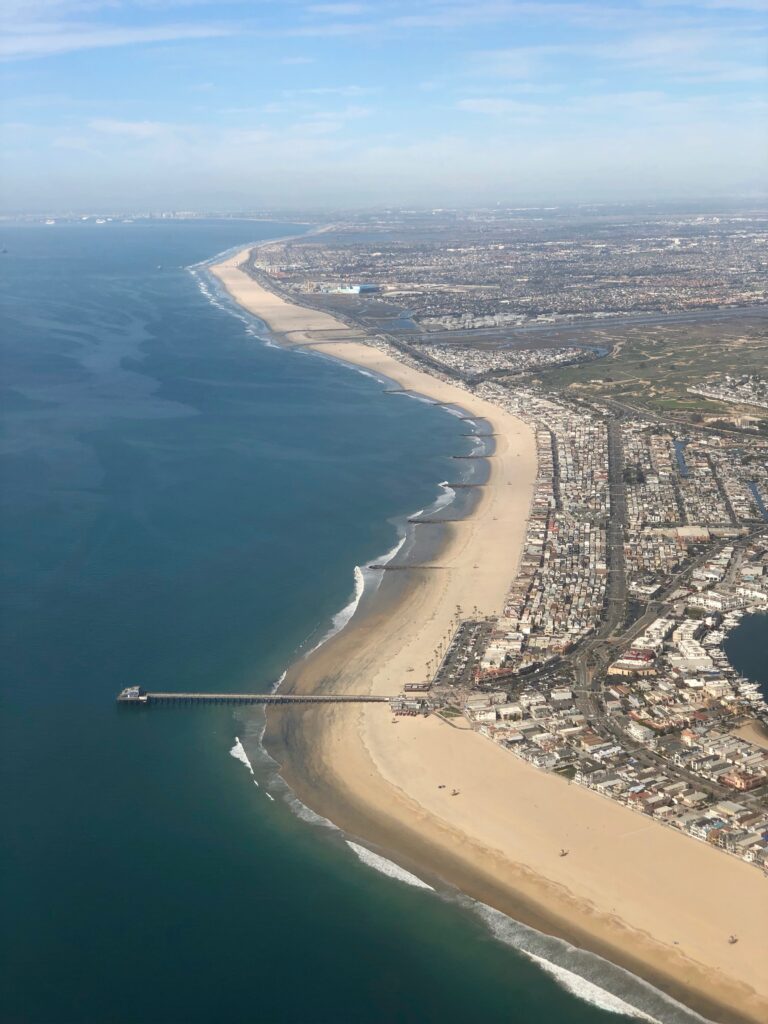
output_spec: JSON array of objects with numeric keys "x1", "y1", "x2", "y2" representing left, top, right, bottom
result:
[
  {"x1": 241, "y1": 212, "x2": 768, "y2": 874},
  {"x1": 250, "y1": 205, "x2": 768, "y2": 328},
  {"x1": 388, "y1": 363, "x2": 768, "y2": 873},
  {"x1": 10, "y1": 0, "x2": 768, "y2": 1019}
]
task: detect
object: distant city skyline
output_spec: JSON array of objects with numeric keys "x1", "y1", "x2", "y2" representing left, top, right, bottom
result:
[{"x1": 1, "y1": 0, "x2": 766, "y2": 212}]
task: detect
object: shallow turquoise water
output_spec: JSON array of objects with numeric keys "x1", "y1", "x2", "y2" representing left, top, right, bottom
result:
[{"x1": 0, "y1": 221, "x2": 707, "y2": 1024}]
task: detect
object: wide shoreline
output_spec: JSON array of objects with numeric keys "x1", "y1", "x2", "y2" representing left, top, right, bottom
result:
[{"x1": 210, "y1": 247, "x2": 768, "y2": 1024}]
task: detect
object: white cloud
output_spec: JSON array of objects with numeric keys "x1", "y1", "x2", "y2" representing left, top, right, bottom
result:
[
  {"x1": 296, "y1": 103, "x2": 373, "y2": 133},
  {"x1": 6, "y1": 102, "x2": 765, "y2": 211},
  {"x1": 1, "y1": 22, "x2": 234, "y2": 60},
  {"x1": 2, "y1": 0, "x2": 765, "y2": 208},
  {"x1": 472, "y1": 24, "x2": 768, "y2": 84},
  {"x1": 282, "y1": 84, "x2": 374, "y2": 97},
  {"x1": 469, "y1": 45, "x2": 556, "y2": 80},
  {"x1": 281, "y1": 19, "x2": 375, "y2": 37},
  {"x1": 457, "y1": 97, "x2": 542, "y2": 116},
  {"x1": 89, "y1": 118, "x2": 174, "y2": 139},
  {"x1": 307, "y1": 3, "x2": 369, "y2": 13}
]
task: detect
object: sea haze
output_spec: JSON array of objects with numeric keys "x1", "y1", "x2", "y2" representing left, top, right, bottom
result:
[{"x1": 1, "y1": 220, "x2": 686, "y2": 1024}]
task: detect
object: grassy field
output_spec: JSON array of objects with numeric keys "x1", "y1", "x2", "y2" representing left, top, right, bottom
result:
[{"x1": 539, "y1": 314, "x2": 768, "y2": 423}]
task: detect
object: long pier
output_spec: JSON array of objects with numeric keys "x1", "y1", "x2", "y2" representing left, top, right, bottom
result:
[{"x1": 117, "y1": 687, "x2": 391, "y2": 706}]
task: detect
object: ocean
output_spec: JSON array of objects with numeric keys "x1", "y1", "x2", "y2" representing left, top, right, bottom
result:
[{"x1": 0, "y1": 220, "x2": 716, "y2": 1024}]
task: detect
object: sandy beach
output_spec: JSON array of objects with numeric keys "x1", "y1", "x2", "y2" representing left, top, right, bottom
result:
[{"x1": 211, "y1": 249, "x2": 768, "y2": 1024}]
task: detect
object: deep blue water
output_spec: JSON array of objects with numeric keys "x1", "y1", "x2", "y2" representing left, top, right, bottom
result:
[
  {"x1": 1, "y1": 221, "x2": 702, "y2": 1024},
  {"x1": 725, "y1": 611, "x2": 768, "y2": 700}
]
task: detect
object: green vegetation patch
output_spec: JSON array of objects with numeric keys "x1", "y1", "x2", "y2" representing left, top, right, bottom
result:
[{"x1": 540, "y1": 315, "x2": 768, "y2": 424}]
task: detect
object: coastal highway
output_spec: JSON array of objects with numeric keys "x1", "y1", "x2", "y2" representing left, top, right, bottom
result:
[{"x1": 571, "y1": 413, "x2": 627, "y2": 719}]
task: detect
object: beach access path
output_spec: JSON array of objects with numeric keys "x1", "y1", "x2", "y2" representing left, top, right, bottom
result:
[{"x1": 211, "y1": 249, "x2": 768, "y2": 1024}]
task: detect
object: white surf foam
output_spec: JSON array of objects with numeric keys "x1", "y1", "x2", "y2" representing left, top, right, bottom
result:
[
  {"x1": 302, "y1": 479, "x2": 460, "y2": 660},
  {"x1": 524, "y1": 952, "x2": 659, "y2": 1022},
  {"x1": 271, "y1": 669, "x2": 287, "y2": 693},
  {"x1": 345, "y1": 841, "x2": 434, "y2": 890},
  {"x1": 470, "y1": 901, "x2": 710, "y2": 1024},
  {"x1": 186, "y1": 241, "x2": 259, "y2": 271},
  {"x1": 236, "y1": 705, "x2": 704, "y2": 1024},
  {"x1": 390, "y1": 391, "x2": 438, "y2": 406},
  {"x1": 377, "y1": 529, "x2": 407, "y2": 567},
  {"x1": 259, "y1": 755, "x2": 707, "y2": 1024},
  {"x1": 406, "y1": 481, "x2": 457, "y2": 525},
  {"x1": 331, "y1": 564, "x2": 365, "y2": 633},
  {"x1": 352, "y1": 367, "x2": 385, "y2": 383},
  {"x1": 229, "y1": 736, "x2": 254, "y2": 775},
  {"x1": 431, "y1": 480, "x2": 456, "y2": 514},
  {"x1": 253, "y1": 779, "x2": 260, "y2": 788},
  {"x1": 305, "y1": 564, "x2": 366, "y2": 656},
  {"x1": 283, "y1": 791, "x2": 338, "y2": 829},
  {"x1": 189, "y1": 264, "x2": 281, "y2": 348},
  {"x1": 471, "y1": 439, "x2": 490, "y2": 456}
]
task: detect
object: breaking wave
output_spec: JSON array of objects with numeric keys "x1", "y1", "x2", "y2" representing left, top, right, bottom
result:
[
  {"x1": 468, "y1": 901, "x2": 711, "y2": 1024},
  {"x1": 301, "y1": 515, "x2": 408, "y2": 659},
  {"x1": 345, "y1": 841, "x2": 434, "y2": 890},
  {"x1": 304, "y1": 565, "x2": 366, "y2": 656},
  {"x1": 229, "y1": 715, "x2": 704, "y2": 1023},
  {"x1": 203, "y1": 243, "x2": 708, "y2": 1024},
  {"x1": 376, "y1": 529, "x2": 407, "y2": 567},
  {"x1": 229, "y1": 736, "x2": 254, "y2": 775},
  {"x1": 186, "y1": 241, "x2": 257, "y2": 271},
  {"x1": 188, "y1": 263, "x2": 280, "y2": 348},
  {"x1": 432, "y1": 480, "x2": 456, "y2": 514},
  {"x1": 351, "y1": 366, "x2": 387, "y2": 385},
  {"x1": 260, "y1": 758, "x2": 707, "y2": 1024},
  {"x1": 524, "y1": 952, "x2": 659, "y2": 1022},
  {"x1": 443, "y1": 405, "x2": 471, "y2": 419},
  {"x1": 407, "y1": 481, "x2": 458, "y2": 525},
  {"x1": 282, "y1": 790, "x2": 338, "y2": 829},
  {"x1": 271, "y1": 669, "x2": 287, "y2": 693},
  {"x1": 330, "y1": 564, "x2": 365, "y2": 634},
  {"x1": 389, "y1": 390, "x2": 439, "y2": 407}
]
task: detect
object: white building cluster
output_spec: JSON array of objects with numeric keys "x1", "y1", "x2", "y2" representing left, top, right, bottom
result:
[
  {"x1": 620, "y1": 422, "x2": 767, "y2": 594},
  {"x1": 688, "y1": 375, "x2": 768, "y2": 411},
  {"x1": 417, "y1": 343, "x2": 588, "y2": 377},
  {"x1": 473, "y1": 391, "x2": 610, "y2": 672},
  {"x1": 460, "y1": 543, "x2": 768, "y2": 869}
]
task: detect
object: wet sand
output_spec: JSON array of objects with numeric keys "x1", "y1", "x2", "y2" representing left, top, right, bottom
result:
[{"x1": 211, "y1": 249, "x2": 768, "y2": 1024}]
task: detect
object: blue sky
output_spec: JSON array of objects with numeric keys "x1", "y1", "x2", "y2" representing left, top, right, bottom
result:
[{"x1": 1, "y1": 1, "x2": 766, "y2": 211}]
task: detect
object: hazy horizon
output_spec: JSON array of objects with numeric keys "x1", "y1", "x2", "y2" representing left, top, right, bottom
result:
[{"x1": 1, "y1": 1, "x2": 766, "y2": 212}]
